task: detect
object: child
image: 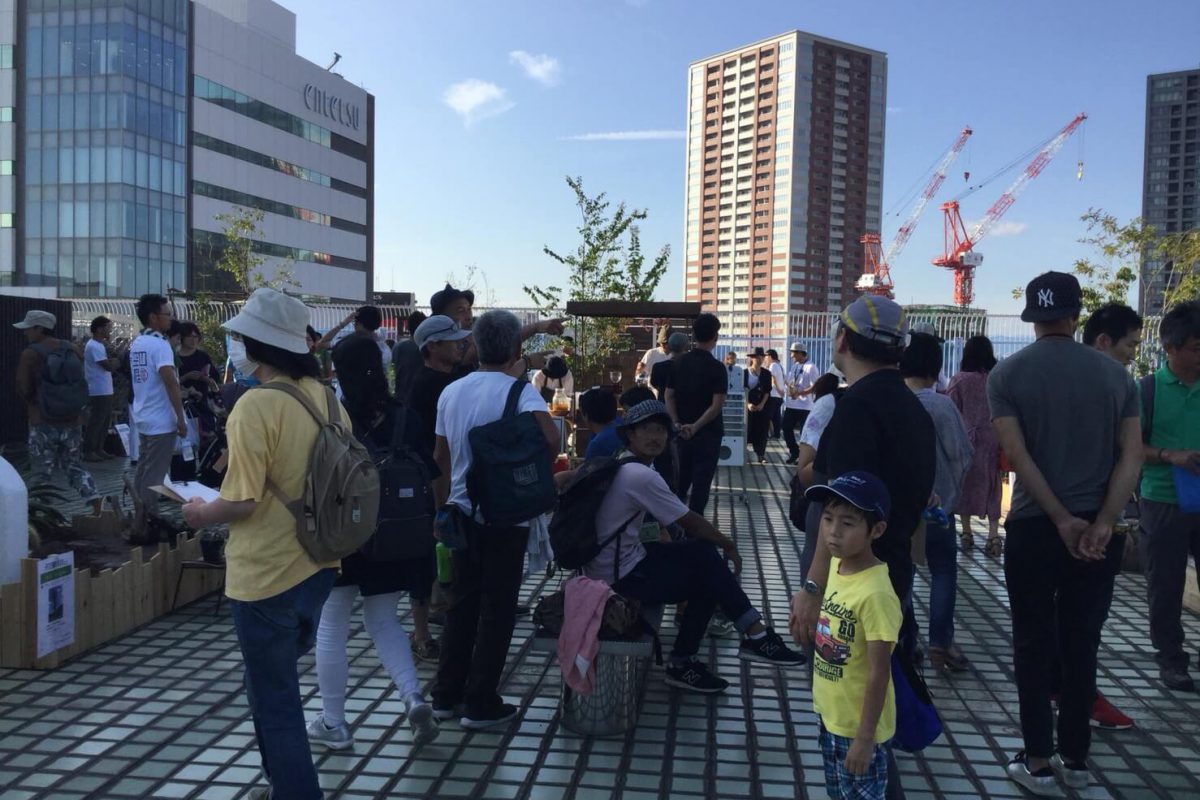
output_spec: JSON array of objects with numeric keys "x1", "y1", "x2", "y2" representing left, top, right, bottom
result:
[{"x1": 804, "y1": 471, "x2": 902, "y2": 800}]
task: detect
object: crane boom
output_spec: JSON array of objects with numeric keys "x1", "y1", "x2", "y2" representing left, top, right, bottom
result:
[
  {"x1": 964, "y1": 113, "x2": 1086, "y2": 249},
  {"x1": 934, "y1": 112, "x2": 1087, "y2": 306},
  {"x1": 882, "y1": 127, "x2": 973, "y2": 268}
]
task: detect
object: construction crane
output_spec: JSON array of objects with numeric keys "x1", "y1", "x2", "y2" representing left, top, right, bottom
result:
[
  {"x1": 857, "y1": 126, "x2": 974, "y2": 297},
  {"x1": 933, "y1": 112, "x2": 1088, "y2": 307}
]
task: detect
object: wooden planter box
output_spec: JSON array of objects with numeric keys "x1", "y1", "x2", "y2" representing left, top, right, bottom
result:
[{"x1": 0, "y1": 534, "x2": 224, "y2": 669}]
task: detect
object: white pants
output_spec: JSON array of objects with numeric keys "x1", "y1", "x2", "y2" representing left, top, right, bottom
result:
[{"x1": 314, "y1": 585, "x2": 420, "y2": 726}]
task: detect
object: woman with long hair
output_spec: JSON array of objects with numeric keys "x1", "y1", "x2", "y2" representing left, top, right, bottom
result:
[
  {"x1": 308, "y1": 335, "x2": 439, "y2": 749},
  {"x1": 947, "y1": 335, "x2": 1003, "y2": 556}
]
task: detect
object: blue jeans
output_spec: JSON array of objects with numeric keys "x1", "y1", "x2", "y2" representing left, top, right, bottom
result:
[
  {"x1": 925, "y1": 518, "x2": 958, "y2": 648},
  {"x1": 231, "y1": 568, "x2": 337, "y2": 800}
]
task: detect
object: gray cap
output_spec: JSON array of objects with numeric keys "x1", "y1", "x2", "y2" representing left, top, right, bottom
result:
[
  {"x1": 840, "y1": 296, "x2": 908, "y2": 347},
  {"x1": 666, "y1": 332, "x2": 689, "y2": 353},
  {"x1": 12, "y1": 310, "x2": 56, "y2": 330},
  {"x1": 414, "y1": 314, "x2": 472, "y2": 350},
  {"x1": 617, "y1": 400, "x2": 674, "y2": 438},
  {"x1": 790, "y1": 342, "x2": 807, "y2": 353}
]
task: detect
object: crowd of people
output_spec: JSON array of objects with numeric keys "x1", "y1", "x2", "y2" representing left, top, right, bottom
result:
[{"x1": 9, "y1": 273, "x2": 1200, "y2": 800}]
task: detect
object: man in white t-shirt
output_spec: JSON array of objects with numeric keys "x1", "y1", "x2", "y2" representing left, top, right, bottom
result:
[
  {"x1": 764, "y1": 349, "x2": 787, "y2": 440},
  {"x1": 83, "y1": 316, "x2": 122, "y2": 461},
  {"x1": 635, "y1": 329, "x2": 671, "y2": 381},
  {"x1": 129, "y1": 293, "x2": 187, "y2": 542},
  {"x1": 782, "y1": 343, "x2": 820, "y2": 464},
  {"x1": 431, "y1": 309, "x2": 559, "y2": 731},
  {"x1": 585, "y1": 399, "x2": 804, "y2": 695}
]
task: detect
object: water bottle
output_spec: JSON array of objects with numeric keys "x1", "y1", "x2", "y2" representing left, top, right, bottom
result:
[{"x1": 436, "y1": 542, "x2": 454, "y2": 585}]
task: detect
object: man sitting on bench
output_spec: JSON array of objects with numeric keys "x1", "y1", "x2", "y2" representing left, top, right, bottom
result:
[{"x1": 582, "y1": 400, "x2": 805, "y2": 694}]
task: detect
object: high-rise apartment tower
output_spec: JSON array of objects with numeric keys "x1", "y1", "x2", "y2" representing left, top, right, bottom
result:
[
  {"x1": 683, "y1": 32, "x2": 886, "y2": 335},
  {"x1": 1142, "y1": 68, "x2": 1199, "y2": 315}
]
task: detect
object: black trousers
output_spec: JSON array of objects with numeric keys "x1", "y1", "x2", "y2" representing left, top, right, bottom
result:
[
  {"x1": 433, "y1": 523, "x2": 527, "y2": 715},
  {"x1": 747, "y1": 408, "x2": 770, "y2": 461},
  {"x1": 1138, "y1": 499, "x2": 1200, "y2": 670},
  {"x1": 1004, "y1": 513, "x2": 1123, "y2": 762},
  {"x1": 766, "y1": 396, "x2": 783, "y2": 438},
  {"x1": 781, "y1": 408, "x2": 809, "y2": 460},
  {"x1": 676, "y1": 428, "x2": 722, "y2": 515}
]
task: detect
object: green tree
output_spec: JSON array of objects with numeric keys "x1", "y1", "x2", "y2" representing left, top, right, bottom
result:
[
  {"x1": 192, "y1": 206, "x2": 300, "y2": 364},
  {"x1": 525, "y1": 176, "x2": 670, "y2": 381},
  {"x1": 1012, "y1": 209, "x2": 1198, "y2": 313}
]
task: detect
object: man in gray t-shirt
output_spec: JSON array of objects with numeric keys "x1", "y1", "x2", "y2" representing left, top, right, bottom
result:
[{"x1": 985, "y1": 272, "x2": 1144, "y2": 794}]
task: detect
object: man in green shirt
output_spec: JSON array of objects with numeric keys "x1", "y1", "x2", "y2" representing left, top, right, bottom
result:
[{"x1": 1139, "y1": 301, "x2": 1200, "y2": 692}]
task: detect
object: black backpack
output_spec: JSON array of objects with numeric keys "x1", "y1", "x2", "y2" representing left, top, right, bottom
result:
[
  {"x1": 549, "y1": 456, "x2": 642, "y2": 580},
  {"x1": 360, "y1": 405, "x2": 435, "y2": 562},
  {"x1": 466, "y1": 379, "x2": 556, "y2": 527},
  {"x1": 31, "y1": 341, "x2": 89, "y2": 422}
]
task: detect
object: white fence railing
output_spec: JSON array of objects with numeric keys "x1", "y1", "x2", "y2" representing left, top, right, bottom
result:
[{"x1": 67, "y1": 300, "x2": 1165, "y2": 379}]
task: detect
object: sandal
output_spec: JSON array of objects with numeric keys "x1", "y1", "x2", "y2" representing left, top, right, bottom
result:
[
  {"x1": 985, "y1": 536, "x2": 1004, "y2": 558},
  {"x1": 929, "y1": 645, "x2": 972, "y2": 673},
  {"x1": 959, "y1": 530, "x2": 974, "y2": 553}
]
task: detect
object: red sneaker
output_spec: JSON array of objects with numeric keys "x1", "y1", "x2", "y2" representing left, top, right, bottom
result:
[{"x1": 1090, "y1": 693, "x2": 1134, "y2": 730}]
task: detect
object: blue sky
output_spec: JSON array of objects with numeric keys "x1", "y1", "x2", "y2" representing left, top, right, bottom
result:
[{"x1": 282, "y1": 0, "x2": 1199, "y2": 312}]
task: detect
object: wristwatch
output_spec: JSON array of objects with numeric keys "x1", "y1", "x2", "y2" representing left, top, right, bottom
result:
[{"x1": 802, "y1": 579, "x2": 822, "y2": 596}]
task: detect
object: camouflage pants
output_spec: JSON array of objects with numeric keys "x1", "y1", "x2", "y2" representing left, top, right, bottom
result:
[{"x1": 28, "y1": 424, "x2": 100, "y2": 503}]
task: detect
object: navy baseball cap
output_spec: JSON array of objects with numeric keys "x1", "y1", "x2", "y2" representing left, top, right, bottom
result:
[{"x1": 805, "y1": 471, "x2": 891, "y2": 520}]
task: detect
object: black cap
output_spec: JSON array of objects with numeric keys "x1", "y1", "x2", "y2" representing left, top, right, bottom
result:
[
  {"x1": 430, "y1": 283, "x2": 475, "y2": 316},
  {"x1": 750, "y1": 347, "x2": 765, "y2": 358},
  {"x1": 1021, "y1": 271, "x2": 1082, "y2": 323}
]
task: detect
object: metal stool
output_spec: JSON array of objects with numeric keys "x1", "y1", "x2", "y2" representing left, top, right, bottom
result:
[{"x1": 171, "y1": 561, "x2": 226, "y2": 615}]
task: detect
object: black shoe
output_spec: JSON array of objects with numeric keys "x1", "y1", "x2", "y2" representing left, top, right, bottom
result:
[
  {"x1": 1161, "y1": 666, "x2": 1195, "y2": 692},
  {"x1": 664, "y1": 660, "x2": 729, "y2": 694},
  {"x1": 515, "y1": 604, "x2": 531, "y2": 617},
  {"x1": 461, "y1": 703, "x2": 518, "y2": 730},
  {"x1": 428, "y1": 611, "x2": 447, "y2": 627},
  {"x1": 785, "y1": 455, "x2": 799, "y2": 465},
  {"x1": 432, "y1": 701, "x2": 464, "y2": 722},
  {"x1": 738, "y1": 630, "x2": 806, "y2": 667}
]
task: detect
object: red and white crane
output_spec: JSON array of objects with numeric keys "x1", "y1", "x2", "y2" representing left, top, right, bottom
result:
[
  {"x1": 857, "y1": 126, "x2": 974, "y2": 297},
  {"x1": 933, "y1": 112, "x2": 1087, "y2": 307}
]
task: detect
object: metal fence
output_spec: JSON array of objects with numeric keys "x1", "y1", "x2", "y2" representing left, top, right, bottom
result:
[{"x1": 65, "y1": 299, "x2": 1166, "y2": 379}]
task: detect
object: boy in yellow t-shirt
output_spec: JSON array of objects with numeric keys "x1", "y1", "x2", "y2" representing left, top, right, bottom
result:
[{"x1": 804, "y1": 471, "x2": 901, "y2": 800}]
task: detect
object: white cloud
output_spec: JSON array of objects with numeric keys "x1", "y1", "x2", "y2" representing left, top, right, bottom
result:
[
  {"x1": 442, "y1": 79, "x2": 515, "y2": 125},
  {"x1": 970, "y1": 219, "x2": 1028, "y2": 237},
  {"x1": 509, "y1": 50, "x2": 561, "y2": 87},
  {"x1": 563, "y1": 130, "x2": 686, "y2": 141}
]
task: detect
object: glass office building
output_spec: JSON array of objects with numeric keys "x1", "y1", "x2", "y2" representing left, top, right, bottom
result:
[{"x1": 0, "y1": 0, "x2": 373, "y2": 300}]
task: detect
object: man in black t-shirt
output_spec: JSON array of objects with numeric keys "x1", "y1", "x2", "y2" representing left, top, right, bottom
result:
[
  {"x1": 651, "y1": 332, "x2": 689, "y2": 399},
  {"x1": 665, "y1": 313, "x2": 728, "y2": 514},
  {"x1": 788, "y1": 296, "x2": 934, "y2": 800}
]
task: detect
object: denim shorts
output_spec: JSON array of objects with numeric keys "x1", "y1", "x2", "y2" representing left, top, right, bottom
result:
[{"x1": 818, "y1": 720, "x2": 888, "y2": 800}]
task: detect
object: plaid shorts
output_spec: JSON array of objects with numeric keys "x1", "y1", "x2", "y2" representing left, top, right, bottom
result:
[{"x1": 818, "y1": 721, "x2": 889, "y2": 800}]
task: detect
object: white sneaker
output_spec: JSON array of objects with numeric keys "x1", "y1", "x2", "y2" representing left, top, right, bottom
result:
[
  {"x1": 406, "y1": 693, "x2": 439, "y2": 746},
  {"x1": 1050, "y1": 753, "x2": 1089, "y2": 790},
  {"x1": 1006, "y1": 752, "x2": 1064, "y2": 797},
  {"x1": 306, "y1": 714, "x2": 354, "y2": 751}
]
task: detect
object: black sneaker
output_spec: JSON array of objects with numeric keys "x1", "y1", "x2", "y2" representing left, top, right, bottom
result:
[
  {"x1": 1161, "y1": 665, "x2": 1195, "y2": 692},
  {"x1": 1006, "y1": 751, "x2": 1064, "y2": 798},
  {"x1": 739, "y1": 630, "x2": 806, "y2": 667},
  {"x1": 785, "y1": 455, "x2": 799, "y2": 465},
  {"x1": 461, "y1": 703, "x2": 519, "y2": 730},
  {"x1": 664, "y1": 660, "x2": 729, "y2": 694}
]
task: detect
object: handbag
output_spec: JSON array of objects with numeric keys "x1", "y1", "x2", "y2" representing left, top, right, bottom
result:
[
  {"x1": 533, "y1": 589, "x2": 643, "y2": 639},
  {"x1": 891, "y1": 650, "x2": 943, "y2": 752}
]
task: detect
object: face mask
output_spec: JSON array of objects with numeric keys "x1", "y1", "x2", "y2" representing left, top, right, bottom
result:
[{"x1": 228, "y1": 339, "x2": 260, "y2": 380}]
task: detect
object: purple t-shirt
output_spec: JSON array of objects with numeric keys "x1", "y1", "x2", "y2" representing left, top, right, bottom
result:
[{"x1": 583, "y1": 462, "x2": 690, "y2": 583}]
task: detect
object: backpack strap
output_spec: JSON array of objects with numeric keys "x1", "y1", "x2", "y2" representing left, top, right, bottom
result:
[
  {"x1": 502, "y1": 377, "x2": 527, "y2": 420},
  {"x1": 1140, "y1": 373, "x2": 1156, "y2": 445},
  {"x1": 257, "y1": 381, "x2": 333, "y2": 506}
]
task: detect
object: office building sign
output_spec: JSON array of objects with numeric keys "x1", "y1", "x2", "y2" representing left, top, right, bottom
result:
[{"x1": 303, "y1": 83, "x2": 361, "y2": 130}]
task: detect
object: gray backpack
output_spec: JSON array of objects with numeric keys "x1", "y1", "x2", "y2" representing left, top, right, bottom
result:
[
  {"x1": 31, "y1": 341, "x2": 89, "y2": 422},
  {"x1": 259, "y1": 382, "x2": 381, "y2": 563}
]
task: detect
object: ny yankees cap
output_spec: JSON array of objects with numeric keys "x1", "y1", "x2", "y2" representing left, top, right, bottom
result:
[{"x1": 1021, "y1": 271, "x2": 1082, "y2": 323}]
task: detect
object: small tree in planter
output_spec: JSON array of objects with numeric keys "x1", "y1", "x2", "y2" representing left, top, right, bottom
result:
[{"x1": 525, "y1": 177, "x2": 670, "y2": 385}]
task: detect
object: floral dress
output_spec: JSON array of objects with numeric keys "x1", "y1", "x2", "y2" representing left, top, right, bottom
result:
[{"x1": 946, "y1": 370, "x2": 1002, "y2": 519}]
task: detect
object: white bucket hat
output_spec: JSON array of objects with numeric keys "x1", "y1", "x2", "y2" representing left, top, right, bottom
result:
[{"x1": 222, "y1": 288, "x2": 310, "y2": 354}]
